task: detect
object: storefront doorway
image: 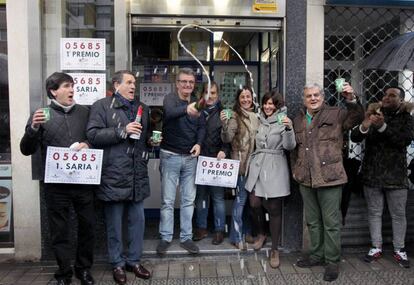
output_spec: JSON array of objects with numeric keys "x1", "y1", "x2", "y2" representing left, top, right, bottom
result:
[{"x1": 130, "y1": 16, "x2": 285, "y2": 247}]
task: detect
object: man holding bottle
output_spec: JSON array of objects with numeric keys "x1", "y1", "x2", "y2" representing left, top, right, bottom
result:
[{"x1": 87, "y1": 70, "x2": 151, "y2": 285}]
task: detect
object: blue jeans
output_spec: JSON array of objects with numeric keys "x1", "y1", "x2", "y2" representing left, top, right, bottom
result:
[
  {"x1": 195, "y1": 185, "x2": 226, "y2": 232},
  {"x1": 159, "y1": 150, "x2": 197, "y2": 242},
  {"x1": 229, "y1": 176, "x2": 250, "y2": 243},
  {"x1": 103, "y1": 200, "x2": 145, "y2": 268}
]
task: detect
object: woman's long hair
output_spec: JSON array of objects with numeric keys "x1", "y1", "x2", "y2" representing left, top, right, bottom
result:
[{"x1": 232, "y1": 86, "x2": 254, "y2": 150}]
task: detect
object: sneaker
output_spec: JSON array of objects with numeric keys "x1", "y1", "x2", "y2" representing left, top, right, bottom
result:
[
  {"x1": 296, "y1": 257, "x2": 324, "y2": 268},
  {"x1": 363, "y1": 247, "x2": 382, "y2": 263},
  {"x1": 180, "y1": 239, "x2": 200, "y2": 254},
  {"x1": 393, "y1": 248, "x2": 410, "y2": 268},
  {"x1": 193, "y1": 228, "x2": 208, "y2": 241},
  {"x1": 323, "y1": 263, "x2": 339, "y2": 282},
  {"x1": 156, "y1": 240, "x2": 171, "y2": 256}
]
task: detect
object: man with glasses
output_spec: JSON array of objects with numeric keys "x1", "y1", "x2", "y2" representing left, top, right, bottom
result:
[
  {"x1": 291, "y1": 82, "x2": 363, "y2": 282},
  {"x1": 156, "y1": 68, "x2": 206, "y2": 256},
  {"x1": 351, "y1": 86, "x2": 414, "y2": 269}
]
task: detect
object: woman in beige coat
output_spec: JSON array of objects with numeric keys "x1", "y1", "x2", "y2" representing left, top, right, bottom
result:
[{"x1": 221, "y1": 86, "x2": 259, "y2": 250}]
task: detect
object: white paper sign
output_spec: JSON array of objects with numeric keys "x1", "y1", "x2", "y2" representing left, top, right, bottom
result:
[
  {"x1": 45, "y1": 147, "x2": 103, "y2": 184},
  {"x1": 195, "y1": 156, "x2": 240, "y2": 188},
  {"x1": 61, "y1": 38, "x2": 106, "y2": 70},
  {"x1": 139, "y1": 83, "x2": 171, "y2": 106},
  {"x1": 68, "y1": 73, "x2": 106, "y2": 105}
]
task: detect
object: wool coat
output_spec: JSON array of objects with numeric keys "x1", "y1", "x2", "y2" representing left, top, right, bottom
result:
[{"x1": 245, "y1": 111, "x2": 296, "y2": 198}]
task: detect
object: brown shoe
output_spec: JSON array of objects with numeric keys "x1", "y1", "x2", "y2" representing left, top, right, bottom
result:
[
  {"x1": 193, "y1": 228, "x2": 208, "y2": 241},
  {"x1": 269, "y1": 250, "x2": 280, "y2": 268},
  {"x1": 113, "y1": 267, "x2": 126, "y2": 285},
  {"x1": 125, "y1": 264, "x2": 151, "y2": 280},
  {"x1": 252, "y1": 234, "x2": 267, "y2": 250},
  {"x1": 212, "y1": 232, "x2": 224, "y2": 245}
]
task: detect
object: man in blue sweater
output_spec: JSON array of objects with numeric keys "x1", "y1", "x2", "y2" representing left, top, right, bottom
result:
[{"x1": 156, "y1": 68, "x2": 206, "y2": 255}]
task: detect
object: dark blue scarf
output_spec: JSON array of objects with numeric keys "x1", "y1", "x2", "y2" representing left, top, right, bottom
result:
[
  {"x1": 203, "y1": 101, "x2": 221, "y2": 120},
  {"x1": 114, "y1": 92, "x2": 137, "y2": 121}
]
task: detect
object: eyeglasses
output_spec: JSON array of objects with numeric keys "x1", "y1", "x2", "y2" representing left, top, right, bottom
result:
[{"x1": 177, "y1": 80, "x2": 195, "y2": 85}]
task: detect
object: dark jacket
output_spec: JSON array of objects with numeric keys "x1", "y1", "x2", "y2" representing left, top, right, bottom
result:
[
  {"x1": 20, "y1": 101, "x2": 90, "y2": 178},
  {"x1": 291, "y1": 102, "x2": 364, "y2": 188},
  {"x1": 86, "y1": 95, "x2": 151, "y2": 202},
  {"x1": 201, "y1": 102, "x2": 230, "y2": 157},
  {"x1": 351, "y1": 102, "x2": 414, "y2": 189},
  {"x1": 160, "y1": 92, "x2": 206, "y2": 154}
]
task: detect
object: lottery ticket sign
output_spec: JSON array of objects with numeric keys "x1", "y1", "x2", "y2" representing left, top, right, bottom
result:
[
  {"x1": 61, "y1": 38, "x2": 106, "y2": 70},
  {"x1": 139, "y1": 83, "x2": 171, "y2": 106},
  {"x1": 195, "y1": 156, "x2": 240, "y2": 188},
  {"x1": 68, "y1": 73, "x2": 106, "y2": 105},
  {"x1": 45, "y1": 147, "x2": 103, "y2": 185}
]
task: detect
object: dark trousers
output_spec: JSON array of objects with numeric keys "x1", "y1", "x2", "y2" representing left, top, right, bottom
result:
[
  {"x1": 44, "y1": 183, "x2": 96, "y2": 281},
  {"x1": 250, "y1": 192, "x2": 283, "y2": 250}
]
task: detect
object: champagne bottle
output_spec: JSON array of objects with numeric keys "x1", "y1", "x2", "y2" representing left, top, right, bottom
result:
[
  {"x1": 194, "y1": 97, "x2": 206, "y2": 111},
  {"x1": 130, "y1": 105, "x2": 143, "y2": 140}
]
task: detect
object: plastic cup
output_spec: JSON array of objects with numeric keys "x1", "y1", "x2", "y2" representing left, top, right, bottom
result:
[
  {"x1": 152, "y1": 130, "x2": 162, "y2": 143},
  {"x1": 42, "y1": 107, "x2": 51, "y2": 121},
  {"x1": 223, "y1": 109, "x2": 233, "y2": 120},
  {"x1": 277, "y1": 112, "x2": 287, "y2": 124},
  {"x1": 335, "y1": 78, "x2": 345, "y2": 93}
]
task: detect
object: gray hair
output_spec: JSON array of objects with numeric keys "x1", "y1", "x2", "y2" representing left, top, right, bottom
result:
[
  {"x1": 112, "y1": 70, "x2": 135, "y2": 86},
  {"x1": 303, "y1": 83, "x2": 324, "y2": 96},
  {"x1": 178, "y1": 67, "x2": 195, "y2": 78}
]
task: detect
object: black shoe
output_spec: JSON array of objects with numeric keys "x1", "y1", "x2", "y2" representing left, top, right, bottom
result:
[
  {"x1": 156, "y1": 240, "x2": 171, "y2": 256},
  {"x1": 56, "y1": 279, "x2": 71, "y2": 285},
  {"x1": 74, "y1": 269, "x2": 95, "y2": 285},
  {"x1": 296, "y1": 257, "x2": 324, "y2": 268},
  {"x1": 180, "y1": 239, "x2": 200, "y2": 254},
  {"x1": 112, "y1": 267, "x2": 127, "y2": 285},
  {"x1": 323, "y1": 263, "x2": 339, "y2": 282}
]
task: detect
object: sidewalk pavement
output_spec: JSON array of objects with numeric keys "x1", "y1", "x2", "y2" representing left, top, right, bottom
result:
[{"x1": 0, "y1": 247, "x2": 413, "y2": 285}]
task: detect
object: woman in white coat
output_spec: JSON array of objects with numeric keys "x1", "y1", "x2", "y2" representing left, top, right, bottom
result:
[{"x1": 245, "y1": 91, "x2": 296, "y2": 268}]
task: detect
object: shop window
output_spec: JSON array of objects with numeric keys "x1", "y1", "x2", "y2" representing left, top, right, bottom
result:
[{"x1": 0, "y1": 4, "x2": 13, "y2": 247}]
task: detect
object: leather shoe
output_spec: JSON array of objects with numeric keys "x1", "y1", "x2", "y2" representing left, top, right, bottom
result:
[
  {"x1": 125, "y1": 264, "x2": 151, "y2": 279},
  {"x1": 74, "y1": 269, "x2": 95, "y2": 285},
  {"x1": 212, "y1": 231, "x2": 224, "y2": 245},
  {"x1": 323, "y1": 263, "x2": 339, "y2": 282},
  {"x1": 193, "y1": 228, "x2": 208, "y2": 241},
  {"x1": 112, "y1": 267, "x2": 127, "y2": 285}
]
